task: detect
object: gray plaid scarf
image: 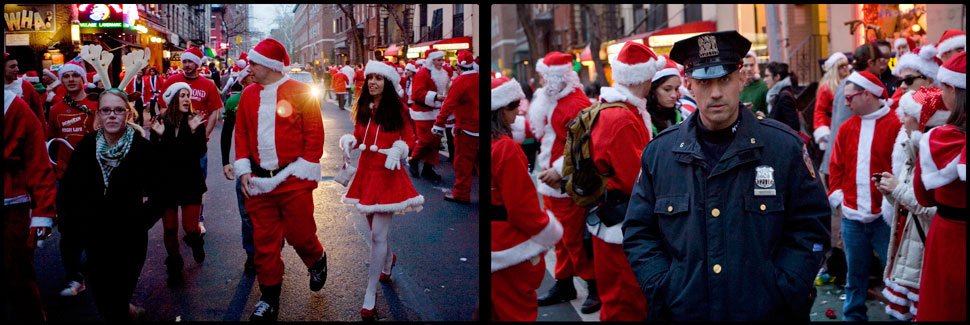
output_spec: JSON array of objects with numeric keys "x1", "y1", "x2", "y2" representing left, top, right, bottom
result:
[{"x1": 96, "y1": 126, "x2": 135, "y2": 188}]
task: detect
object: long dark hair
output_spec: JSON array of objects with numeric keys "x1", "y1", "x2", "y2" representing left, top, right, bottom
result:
[
  {"x1": 352, "y1": 77, "x2": 405, "y2": 132},
  {"x1": 491, "y1": 101, "x2": 519, "y2": 140},
  {"x1": 945, "y1": 87, "x2": 966, "y2": 134},
  {"x1": 162, "y1": 89, "x2": 194, "y2": 129},
  {"x1": 647, "y1": 75, "x2": 678, "y2": 131},
  {"x1": 765, "y1": 61, "x2": 798, "y2": 87}
]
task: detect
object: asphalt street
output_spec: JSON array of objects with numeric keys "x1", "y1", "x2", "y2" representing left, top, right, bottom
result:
[{"x1": 32, "y1": 96, "x2": 479, "y2": 321}]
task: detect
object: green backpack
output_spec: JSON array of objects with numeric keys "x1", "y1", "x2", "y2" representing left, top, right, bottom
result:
[{"x1": 562, "y1": 102, "x2": 628, "y2": 208}]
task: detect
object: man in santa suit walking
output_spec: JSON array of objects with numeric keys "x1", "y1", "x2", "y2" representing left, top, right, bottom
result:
[
  {"x1": 234, "y1": 38, "x2": 328, "y2": 321},
  {"x1": 433, "y1": 50, "x2": 478, "y2": 205},
  {"x1": 5, "y1": 53, "x2": 47, "y2": 129},
  {"x1": 4, "y1": 90, "x2": 58, "y2": 321},
  {"x1": 491, "y1": 76, "x2": 564, "y2": 321},
  {"x1": 827, "y1": 71, "x2": 902, "y2": 321},
  {"x1": 524, "y1": 51, "x2": 601, "y2": 313},
  {"x1": 408, "y1": 49, "x2": 451, "y2": 181}
]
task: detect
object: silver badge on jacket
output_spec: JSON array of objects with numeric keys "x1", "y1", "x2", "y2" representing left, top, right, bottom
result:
[{"x1": 754, "y1": 165, "x2": 776, "y2": 196}]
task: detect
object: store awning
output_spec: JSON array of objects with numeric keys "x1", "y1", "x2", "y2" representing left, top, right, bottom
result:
[
  {"x1": 406, "y1": 40, "x2": 437, "y2": 58},
  {"x1": 580, "y1": 21, "x2": 717, "y2": 62},
  {"x1": 433, "y1": 36, "x2": 472, "y2": 52},
  {"x1": 384, "y1": 43, "x2": 401, "y2": 56}
]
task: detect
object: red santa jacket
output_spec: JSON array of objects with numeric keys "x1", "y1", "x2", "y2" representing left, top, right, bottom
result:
[
  {"x1": 529, "y1": 86, "x2": 591, "y2": 198},
  {"x1": 354, "y1": 69, "x2": 365, "y2": 91},
  {"x1": 409, "y1": 66, "x2": 449, "y2": 121},
  {"x1": 913, "y1": 124, "x2": 966, "y2": 209},
  {"x1": 233, "y1": 75, "x2": 324, "y2": 196},
  {"x1": 4, "y1": 91, "x2": 57, "y2": 224},
  {"x1": 828, "y1": 105, "x2": 901, "y2": 223},
  {"x1": 45, "y1": 82, "x2": 67, "y2": 105},
  {"x1": 332, "y1": 72, "x2": 348, "y2": 94},
  {"x1": 5, "y1": 78, "x2": 47, "y2": 130},
  {"x1": 813, "y1": 82, "x2": 835, "y2": 142},
  {"x1": 434, "y1": 71, "x2": 479, "y2": 135},
  {"x1": 142, "y1": 75, "x2": 165, "y2": 103},
  {"x1": 351, "y1": 106, "x2": 416, "y2": 168},
  {"x1": 491, "y1": 134, "x2": 563, "y2": 273},
  {"x1": 587, "y1": 85, "x2": 651, "y2": 244},
  {"x1": 46, "y1": 96, "x2": 99, "y2": 179}
]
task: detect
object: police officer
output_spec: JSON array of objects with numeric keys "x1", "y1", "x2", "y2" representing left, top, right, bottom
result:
[{"x1": 622, "y1": 31, "x2": 831, "y2": 321}]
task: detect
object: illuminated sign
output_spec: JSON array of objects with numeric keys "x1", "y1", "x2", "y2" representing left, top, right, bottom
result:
[
  {"x1": 88, "y1": 4, "x2": 113, "y2": 21},
  {"x1": 133, "y1": 24, "x2": 147, "y2": 34},
  {"x1": 648, "y1": 33, "x2": 706, "y2": 48},
  {"x1": 3, "y1": 4, "x2": 57, "y2": 33},
  {"x1": 76, "y1": 4, "x2": 138, "y2": 35}
]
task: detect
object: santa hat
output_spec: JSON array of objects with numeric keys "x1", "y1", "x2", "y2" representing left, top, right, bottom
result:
[
  {"x1": 235, "y1": 51, "x2": 248, "y2": 69},
  {"x1": 892, "y1": 45, "x2": 942, "y2": 85},
  {"x1": 898, "y1": 86, "x2": 950, "y2": 131},
  {"x1": 609, "y1": 41, "x2": 666, "y2": 86},
  {"x1": 425, "y1": 48, "x2": 444, "y2": 61},
  {"x1": 936, "y1": 51, "x2": 965, "y2": 89},
  {"x1": 42, "y1": 68, "x2": 58, "y2": 80},
  {"x1": 405, "y1": 60, "x2": 419, "y2": 73},
  {"x1": 846, "y1": 71, "x2": 890, "y2": 103},
  {"x1": 456, "y1": 50, "x2": 474, "y2": 69},
  {"x1": 535, "y1": 51, "x2": 573, "y2": 80},
  {"x1": 248, "y1": 38, "x2": 291, "y2": 72},
  {"x1": 181, "y1": 47, "x2": 204, "y2": 66},
  {"x1": 491, "y1": 77, "x2": 525, "y2": 111},
  {"x1": 745, "y1": 50, "x2": 757, "y2": 59},
  {"x1": 363, "y1": 60, "x2": 404, "y2": 97},
  {"x1": 58, "y1": 60, "x2": 88, "y2": 82},
  {"x1": 652, "y1": 54, "x2": 682, "y2": 83},
  {"x1": 894, "y1": 37, "x2": 916, "y2": 53},
  {"x1": 935, "y1": 30, "x2": 966, "y2": 58},
  {"x1": 824, "y1": 52, "x2": 848, "y2": 71},
  {"x1": 23, "y1": 71, "x2": 39, "y2": 83},
  {"x1": 919, "y1": 124, "x2": 966, "y2": 190},
  {"x1": 162, "y1": 82, "x2": 192, "y2": 105}
]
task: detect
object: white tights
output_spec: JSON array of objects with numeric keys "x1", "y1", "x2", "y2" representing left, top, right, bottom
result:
[{"x1": 363, "y1": 212, "x2": 394, "y2": 309}]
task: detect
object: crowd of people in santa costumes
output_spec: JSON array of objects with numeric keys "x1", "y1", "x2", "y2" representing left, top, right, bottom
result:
[
  {"x1": 432, "y1": 50, "x2": 480, "y2": 204},
  {"x1": 338, "y1": 59, "x2": 424, "y2": 320},
  {"x1": 6, "y1": 52, "x2": 48, "y2": 130},
  {"x1": 523, "y1": 51, "x2": 600, "y2": 313},
  {"x1": 490, "y1": 76, "x2": 564, "y2": 321},
  {"x1": 232, "y1": 38, "x2": 329, "y2": 321},
  {"x1": 407, "y1": 48, "x2": 452, "y2": 181}
]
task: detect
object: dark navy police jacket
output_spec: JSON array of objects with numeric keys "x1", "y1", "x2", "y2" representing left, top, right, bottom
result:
[{"x1": 622, "y1": 107, "x2": 830, "y2": 321}]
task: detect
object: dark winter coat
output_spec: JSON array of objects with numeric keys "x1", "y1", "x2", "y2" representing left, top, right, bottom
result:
[
  {"x1": 151, "y1": 116, "x2": 208, "y2": 206},
  {"x1": 768, "y1": 85, "x2": 801, "y2": 132},
  {"x1": 622, "y1": 107, "x2": 830, "y2": 321}
]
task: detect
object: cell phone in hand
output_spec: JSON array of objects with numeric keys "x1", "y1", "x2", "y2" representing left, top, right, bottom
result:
[{"x1": 872, "y1": 173, "x2": 883, "y2": 182}]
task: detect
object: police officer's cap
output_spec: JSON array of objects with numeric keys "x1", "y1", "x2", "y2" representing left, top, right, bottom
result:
[{"x1": 669, "y1": 31, "x2": 752, "y2": 80}]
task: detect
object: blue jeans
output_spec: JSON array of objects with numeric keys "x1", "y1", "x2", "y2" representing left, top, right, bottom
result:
[
  {"x1": 841, "y1": 218, "x2": 890, "y2": 321},
  {"x1": 235, "y1": 178, "x2": 255, "y2": 257},
  {"x1": 199, "y1": 154, "x2": 207, "y2": 222}
]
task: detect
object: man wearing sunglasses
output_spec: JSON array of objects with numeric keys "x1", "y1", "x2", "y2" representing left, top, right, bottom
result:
[{"x1": 892, "y1": 45, "x2": 942, "y2": 96}]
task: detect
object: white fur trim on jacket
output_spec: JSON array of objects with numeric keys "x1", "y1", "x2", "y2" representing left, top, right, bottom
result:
[
  {"x1": 587, "y1": 217, "x2": 624, "y2": 244},
  {"x1": 828, "y1": 189, "x2": 844, "y2": 209},
  {"x1": 423, "y1": 90, "x2": 440, "y2": 107},
  {"x1": 896, "y1": 90, "x2": 921, "y2": 122},
  {"x1": 891, "y1": 128, "x2": 910, "y2": 178},
  {"x1": 936, "y1": 65, "x2": 965, "y2": 89},
  {"x1": 491, "y1": 79, "x2": 525, "y2": 111},
  {"x1": 341, "y1": 195, "x2": 425, "y2": 215},
  {"x1": 256, "y1": 75, "x2": 291, "y2": 169},
  {"x1": 5, "y1": 78, "x2": 25, "y2": 98},
  {"x1": 244, "y1": 157, "x2": 321, "y2": 196},
  {"x1": 599, "y1": 84, "x2": 651, "y2": 132},
  {"x1": 234, "y1": 158, "x2": 253, "y2": 177},
  {"x1": 491, "y1": 210, "x2": 564, "y2": 273},
  {"x1": 935, "y1": 34, "x2": 966, "y2": 58},
  {"x1": 918, "y1": 127, "x2": 961, "y2": 189},
  {"x1": 814, "y1": 125, "x2": 832, "y2": 144},
  {"x1": 552, "y1": 156, "x2": 564, "y2": 177},
  {"x1": 409, "y1": 108, "x2": 439, "y2": 121},
  {"x1": 610, "y1": 55, "x2": 666, "y2": 86},
  {"x1": 4, "y1": 89, "x2": 16, "y2": 114},
  {"x1": 428, "y1": 66, "x2": 449, "y2": 94},
  {"x1": 884, "y1": 304, "x2": 913, "y2": 321},
  {"x1": 510, "y1": 115, "x2": 527, "y2": 143},
  {"x1": 247, "y1": 49, "x2": 286, "y2": 72},
  {"x1": 45, "y1": 81, "x2": 61, "y2": 103},
  {"x1": 528, "y1": 84, "x2": 580, "y2": 139}
]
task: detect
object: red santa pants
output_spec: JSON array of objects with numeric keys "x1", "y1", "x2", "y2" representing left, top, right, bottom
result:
[
  {"x1": 451, "y1": 131, "x2": 479, "y2": 200},
  {"x1": 543, "y1": 196, "x2": 595, "y2": 281},
  {"x1": 592, "y1": 236, "x2": 647, "y2": 321},
  {"x1": 915, "y1": 215, "x2": 966, "y2": 321},
  {"x1": 411, "y1": 120, "x2": 440, "y2": 165},
  {"x1": 1, "y1": 203, "x2": 46, "y2": 321},
  {"x1": 490, "y1": 254, "x2": 545, "y2": 321},
  {"x1": 246, "y1": 189, "x2": 325, "y2": 286}
]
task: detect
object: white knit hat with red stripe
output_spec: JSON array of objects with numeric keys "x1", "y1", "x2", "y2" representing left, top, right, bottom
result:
[
  {"x1": 181, "y1": 47, "x2": 204, "y2": 66},
  {"x1": 610, "y1": 41, "x2": 666, "y2": 86},
  {"x1": 651, "y1": 54, "x2": 682, "y2": 83},
  {"x1": 363, "y1": 60, "x2": 404, "y2": 97},
  {"x1": 935, "y1": 30, "x2": 966, "y2": 58},
  {"x1": 491, "y1": 77, "x2": 525, "y2": 111},
  {"x1": 846, "y1": 71, "x2": 891, "y2": 106},
  {"x1": 936, "y1": 51, "x2": 965, "y2": 89},
  {"x1": 248, "y1": 38, "x2": 291, "y2": 72}
]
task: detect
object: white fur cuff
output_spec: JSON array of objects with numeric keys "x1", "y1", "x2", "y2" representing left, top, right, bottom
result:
[
  {"x1": 234, "y1": 158, "x2": 252, "y2": 177},
  {"x1": 30, "y1": 216, "x2": 54, "y2": 228},
  {"x1": 490, "y1": 210, "x2": 563, "y2": 272},
  {"x1": 424, "y1": 91, "x2": 439, "y2": 107},
  {"x1": 339, "y1": 134, "x2": 357, "y2": 151},
  {"x1": 813, "y1": 126, "x2": 831, "y2": 144},
  {"x1": 828, "y1": 190, "x2": 843, "y2": 209}
]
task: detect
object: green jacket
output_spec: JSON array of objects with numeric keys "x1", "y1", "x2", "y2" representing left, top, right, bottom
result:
[{"x1": 740, "y1": 79, "x2": 768, "y2": 115}]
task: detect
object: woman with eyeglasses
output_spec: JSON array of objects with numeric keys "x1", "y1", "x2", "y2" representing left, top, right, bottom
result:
[
  {"x1": 59, "y1": 88, "x2": 159, "y2": 320},
  {"x1": 814, "y1": 52, "x2": 851, "y2": 151},
  {"x1": 150, "y1": 82, "x2": 208, "y2": 287},
  {"x1": 762, "y1": 61, "x2": 801, "y2": 132}
]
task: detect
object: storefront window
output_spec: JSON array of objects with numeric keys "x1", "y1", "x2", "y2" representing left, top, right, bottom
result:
[
  {"x1": 863, "y1": 4, "x2": 927, "y2": 47},
  {"x1": 738, "y1": 4, "x2": 768, "y2": 64}
]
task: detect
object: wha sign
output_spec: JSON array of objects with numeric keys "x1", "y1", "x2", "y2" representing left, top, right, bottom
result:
[{"x1": 3, "y1": 4, "x2": 56, "y2": 33}]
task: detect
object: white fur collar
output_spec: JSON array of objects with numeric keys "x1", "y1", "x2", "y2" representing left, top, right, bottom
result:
[
  {"x1": 5, "y1": 78, "x2": 24, "y2": 98},
  {"x1": 527, "y1": 85, "x2": 579, "y2": 138},
  {"x1": 860, "y1": 104, "x2": 891, "y2": 120},
  {"x1": 4, "y1": 89, "x2": 15, "y2": 115},
  {"x1": 429, "y1": 66, "x2": 449, "y2": 94},
  {"x1": 599, "y1": 84, "x2": 645, "y2": 111}
]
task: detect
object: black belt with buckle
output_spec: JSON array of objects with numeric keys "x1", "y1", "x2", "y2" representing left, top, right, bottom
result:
[
  {"x1": 251, "y1": 160, "x2": 291, "y2": 178},
  {"x1": 936, "y1": 204, "x2": 967, "y2": 221},
  {"x1": 491, "y1": 205, "x2": 508, "y2": 222}
]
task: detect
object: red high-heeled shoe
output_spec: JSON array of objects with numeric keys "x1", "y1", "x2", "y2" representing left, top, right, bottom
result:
[
  {"x1": 379, "y1": 254, "x2": 397, "y2": 283},
  {"x1": 360, "y1": 307, "x2": 377, "y2": 320}
]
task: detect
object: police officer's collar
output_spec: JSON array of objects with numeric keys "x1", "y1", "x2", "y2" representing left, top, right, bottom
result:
[{"x1": 673, "y1": 106, "x2": 764, "y2": 163}]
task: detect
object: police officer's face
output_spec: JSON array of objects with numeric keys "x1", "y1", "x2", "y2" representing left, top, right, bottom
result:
[{"x1": 687, "y1": 70, "x2": 742, "y2": 130}]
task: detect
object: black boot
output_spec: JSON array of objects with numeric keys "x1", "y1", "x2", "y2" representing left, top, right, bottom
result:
[
  {"x1": 250, "y1": 284, "x2": 281, "y2": 321},
  {"x1": 165, "y1": 255, "x2": 184, "y2": 287},
  {"x1": 421, "y1": 163, "x2": 442, "y2": 181},
  {"x1": 537, "y1": 278, "x2": 577, "y2": 306},
  {"x1": 184, "y1": 234, "x2": 205, "y2": 263},
  {"x1": 244, "y1": 256, "x2": 257, "y2": 275},
  {"x1": 308, "y1": 252, "x2": 328, "y2": 291},
  {"x1": 408, "y1": 158, "x2": 421, "y2": 178},
  {"x1": 580, "y1": 280, "x2": 602, "y2": 314}
]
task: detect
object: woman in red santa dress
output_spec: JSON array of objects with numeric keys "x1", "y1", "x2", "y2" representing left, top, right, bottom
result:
[
  {"x1": 339, "y1": 60, "x2": 424, "y2": 320},
  {"x1": 912, "y1": 51, "x2": 966, "y2": 321},
  {"x1": 490, "y1": 76, "x2": 564, "y2": 321}
]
